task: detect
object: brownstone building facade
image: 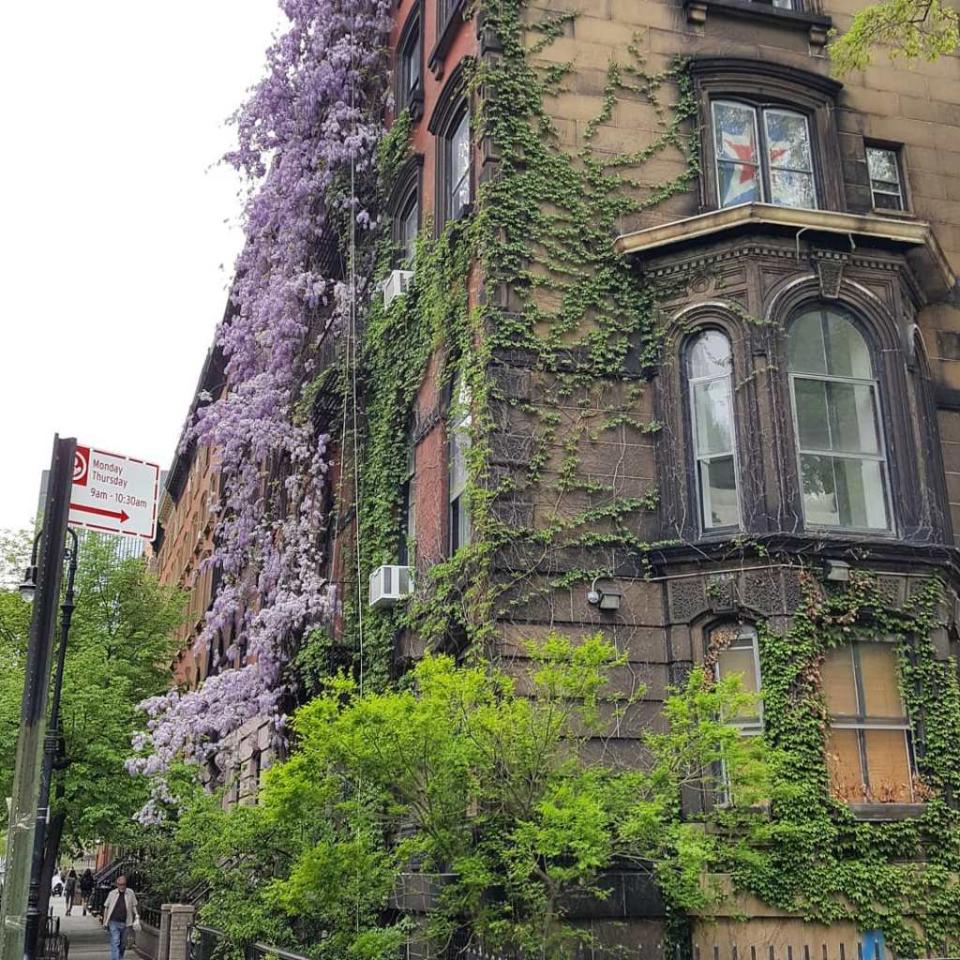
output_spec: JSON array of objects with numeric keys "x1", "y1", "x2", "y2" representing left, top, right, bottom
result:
[
  {"x1": 151, "y1": 0, "x2": 960, "y2": 950},
  {"x1": 367, "y1": 0, "x2": 960, "y2": 953}
]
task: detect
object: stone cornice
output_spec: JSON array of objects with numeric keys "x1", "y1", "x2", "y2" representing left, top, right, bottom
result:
[{"x1": 615, "y1": 203, "x2": 956, "y2": 302}]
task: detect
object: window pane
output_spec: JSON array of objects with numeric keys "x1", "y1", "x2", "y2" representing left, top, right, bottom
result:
[
  {"x1": 823, "y1": 646, "x2": 858, "y2": 715},
  {"x1": 718, "y1": 161, "x2": 760, "y2": 207},
  {"x1": 801, "y1": 455, "x2": 887, "y2": 528},
  {"x1": 714, "y1": 102, "x2": 758, "y2": 162},
  {"x1": 769, "y1": 169, "x2": 816, "y2": 208},
  {"x1": 401, "y1": 27, "x2": 421, "y2": 101},
  {"x1": 699, "y1": 456, "x2": 739, "y2": 527},
  {"x1": 859, "y1": 644, "x2": 905, "y2": 718},
  {"x1": 827, "y1": 382, "x2": 880, "y2": 454},
  {"x1": 694, "y1": 379, "x2": 734, "y2": 456},
  {"x1": 833, "y1": 457, "x2": 888, "y2": 529},
  {"x1": 794, "y1": 378, "x2": 831, "y2": 450},
  {"x1": 826, "y1": 727, "x2": 866, "y2": 802},
  {"x1": 863, "y1": 729, "x2": 912, "y2": 802},
  {"x1": 717, "y1": 641, "x2": 760, "y2": 722},
  {"x1": 867, "y1": 147, "x2": 899, "y2": 185},
  {"x1": 687, "y1": 329, "x2": 732, "y2": 380},
  {"x1": 824, "y1": 312, "x2": 872, "y2": 378},
  {"x1": 714, "y1": 102, "x2": 761, "y2": 207},
  {"x1": 449, "y1": 111, "x2": 470, "y2": 217},
  {"x1": 764, "y1": 110, "x2": 813, "y2": 172},
  {"x1": 873, "y1": 191, "x2": 903, "y2": 211},
  {"x1": 788, "y1": 311, "x2": 827, "y2": 374},
  {"x1": 400, "y1": 195, "x2": 418, "y2": 263}
]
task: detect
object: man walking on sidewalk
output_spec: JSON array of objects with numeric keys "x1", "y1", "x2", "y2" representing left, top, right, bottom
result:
[{"x1": 102, "y1": 875, "x2": 139, "y2": 960}]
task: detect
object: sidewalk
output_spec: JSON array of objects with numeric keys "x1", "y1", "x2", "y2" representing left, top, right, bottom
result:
[{"x1": 51, "y1": 896, "x2": 110, "y2": 959}]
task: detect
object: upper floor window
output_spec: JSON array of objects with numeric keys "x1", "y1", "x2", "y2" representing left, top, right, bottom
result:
[
  {"x1": 444, "y1": 106, "x2": 471, "y2": 223},
  {"x1": 397, "y1": 7, "x2": 423, "y2": 118},
  {"x1": 713, "y1": 624, "x2": 762, "y2": 734},
  {"x1": 399, "y1": 440, "x2": 416, "y2": 566},
  {"x1": 866, "y1": 144, "x2": 906, "y2": 212},
  {"x1": 712, "y1": 100, "x2": 816, "y2": 209},
  {"x1": 823, "y1": 641, "x2": 914, "y2": 804},
  {"x1": 449, "y1": 377, "x2": 471, "y2": 553},
  {"x1": 438, "y1": 0, "x2": 459, "y2": 31},
  {"x1": 788, "y1": 306, "x2": 890, "y2": 532},
  {"x1": 398, "y1": 188, "x2": 419, "y2": 266},
  {"x1": 687, "y1": 329, "x2": 740, "y2": 530}
]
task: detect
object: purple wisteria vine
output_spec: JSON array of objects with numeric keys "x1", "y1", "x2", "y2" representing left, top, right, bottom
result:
[{"x1": 128, "y1": 0, "x2": 392, "y2": 814}]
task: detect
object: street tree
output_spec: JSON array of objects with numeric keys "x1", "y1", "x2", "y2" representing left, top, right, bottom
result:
[
  {"x1": 152, "y1": 635, "x2": 771, "y2": 960},
  {"x1": 0, "y1": 531, "x2": 183, "y2": 905},
  {"x1": 830, "y1": 0, "x2": 960, "y2": 74}
]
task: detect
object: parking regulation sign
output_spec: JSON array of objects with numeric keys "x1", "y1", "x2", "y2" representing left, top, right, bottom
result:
[{"x1": 68, "y1": 445, "x2": 161, "y2": 540}]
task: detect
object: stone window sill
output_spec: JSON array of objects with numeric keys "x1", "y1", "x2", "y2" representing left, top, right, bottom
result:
[
  {"x1": 684, "y1": 0, "x2": 832, "y2": 46},
  {"x1": 848, "y1": 802, "x2": 927, "y2": 821}
]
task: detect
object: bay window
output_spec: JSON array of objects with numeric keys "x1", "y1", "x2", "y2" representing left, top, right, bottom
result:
[
  {"x1": 788, "y1": 306, "x2": 891, "y2": 531},
  {"x1": 712, "y1": 100, "x2": 816, "y2": 209},
  {"x1": 687, "y1": 329, "x2": 740, "y2": 531}
]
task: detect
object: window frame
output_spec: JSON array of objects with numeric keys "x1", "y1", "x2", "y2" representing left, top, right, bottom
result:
[
  {"x1": 428, "y1": 67, "x2": 472, "y2": 230},
  {"x1": 399, "y1": 438, "x2": 417, "y2": 566},
  {"x1": 387, "y1": 155, "x2": 424, "y2": 267},
  {"x1": 823, "y1": 640, "x2": 916, "y2": 804},
  {"x1": 711, "y1": 99, "x2": 818, "y2": 210},
  {"x1": 865, "y1": 142, "x2": 908, "y2": 213},
  {"x1": 397, "y1": 188, "x2": 419, "y2": 267},
  {"x1": 691, "y1": 58, "x2": 844, "y2": 214},
  {"x1": 448, "y1": 377, "x2": 472, "y2": 555},
  {"x1": 713, "y1": 623, "x2": 763, "y2": 736},
  {"x1": 444, "y1": 105, "x2": 471, "y2": 224},
  {"x1": 396, "y1": 4, "x2": 424, "y2": 120},
  {"x1": 786, "y1": 304, "x2": 894, "y2": 535},
  {"x1": 685, "y1": 327, "x2": 743, "y2": 534}
]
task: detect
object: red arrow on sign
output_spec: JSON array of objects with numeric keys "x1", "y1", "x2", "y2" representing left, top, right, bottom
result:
[{"x1": 70, "y1": 503, "x2": 130, "y2": 523}]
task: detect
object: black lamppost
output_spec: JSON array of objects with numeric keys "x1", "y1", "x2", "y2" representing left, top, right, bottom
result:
[{"x1": 20, "y1": 527, "x2": 79, "y2": 960}]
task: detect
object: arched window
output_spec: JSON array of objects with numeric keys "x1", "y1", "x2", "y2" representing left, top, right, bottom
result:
[
  {"x1": 788, "y1": 306, "x2": 890, "y2": 531},
  {"x1": 687, "y1": 329, "x2": 740, "y2": 531}
]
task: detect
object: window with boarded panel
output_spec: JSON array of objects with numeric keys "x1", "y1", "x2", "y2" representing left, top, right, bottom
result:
[{"x1": 822, "y1": 642, "x2": 913, "y2": 803}]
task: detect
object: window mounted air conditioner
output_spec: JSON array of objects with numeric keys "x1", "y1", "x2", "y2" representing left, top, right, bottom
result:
[
  {"x1": 369, "y1": 564, "x2": 414, "y2": 608},
  {"x1": 381, "y1": 269, "x2": 414, "y2": 308}
]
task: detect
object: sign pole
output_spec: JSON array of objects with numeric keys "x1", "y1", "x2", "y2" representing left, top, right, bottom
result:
[{"x1": 0, "y1": 436, "x2": 75, "y2": 960}]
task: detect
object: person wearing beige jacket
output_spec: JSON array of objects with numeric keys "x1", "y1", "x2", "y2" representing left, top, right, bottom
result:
[{"x1": 102, "y1": 876, "x2": 139, "y2": 960}]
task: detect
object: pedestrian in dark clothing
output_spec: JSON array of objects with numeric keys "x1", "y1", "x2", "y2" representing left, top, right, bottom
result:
[
  {"x1": 80, "y1": 868, "x2": 94, "y2": 916},
  {"x1": 64, "y1": 869, "x2": 78, "y2": 916}
]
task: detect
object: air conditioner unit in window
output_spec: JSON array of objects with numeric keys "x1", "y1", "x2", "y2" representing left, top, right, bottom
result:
[
  {"x1": 369, "y1": 564, "x2": 414, "y2": 609},
  {"x1": 381, "y1": 269, "x2": 414, "y2": 308}
]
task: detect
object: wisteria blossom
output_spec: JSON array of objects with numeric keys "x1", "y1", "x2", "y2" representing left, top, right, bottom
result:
[{"x1": 128, "y1": 0, "x2": 393, "y2": 806}]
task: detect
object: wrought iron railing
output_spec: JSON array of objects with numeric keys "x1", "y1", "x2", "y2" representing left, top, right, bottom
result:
[{"x1": 188, "y1": 924, "x2": 312, "y2": 960}]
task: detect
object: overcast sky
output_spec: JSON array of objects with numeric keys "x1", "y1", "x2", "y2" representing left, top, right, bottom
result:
[{"x1": 0, "y1": 1, "x2": 283, "y2": 531}]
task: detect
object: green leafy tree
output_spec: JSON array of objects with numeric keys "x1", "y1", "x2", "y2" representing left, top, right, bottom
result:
[
  {"x1": 830, "y1": 0, "x2": 960, "y2": 74},
  {"x1": 0, "y1": 533, "x2": 183, "y2": 887},
  {"x1": 166, "y1": 635, "x2": 769, "y2": 960}
]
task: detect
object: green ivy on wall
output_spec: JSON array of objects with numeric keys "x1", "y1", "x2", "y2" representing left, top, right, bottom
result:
[
  {"x1": 305, "y1": 0, "x2": 960, "y2": 952},
  {"x1": 729, "y1": 572, "x2": 960, "y2": 955}
]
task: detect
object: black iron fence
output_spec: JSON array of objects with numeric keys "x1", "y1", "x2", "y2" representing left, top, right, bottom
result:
[
  {"x1": 189, "y1": 924, "x2": 312, "y2": 960},
  {"x1": 39, "y1": 915, "x2": 68, "y2": 960}
]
